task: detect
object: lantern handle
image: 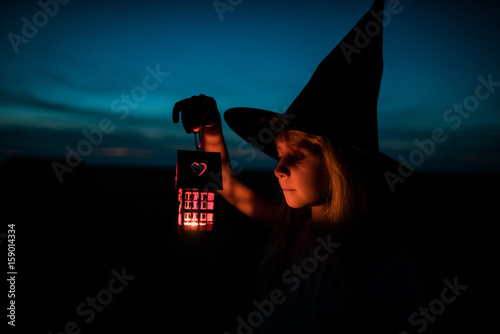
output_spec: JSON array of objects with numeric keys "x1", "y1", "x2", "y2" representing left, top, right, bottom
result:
[{"x1": 194, "y1": 131, "x2": 202, "y2": 151}]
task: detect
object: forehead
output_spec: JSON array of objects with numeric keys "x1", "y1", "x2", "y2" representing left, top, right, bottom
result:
[
  {"x1": 274, "y1": 131, "x2": 300, "y2": 146},
  {"x1": 274, "y1": 137, "x2": 318, "y2": 155},
  {"x1": 273, "y1": 130, "x2": 323, "y2": 155},
  {"x1": 275, "y1": 141, "x2": 296, "y2": 153},
  {"x1": 275, "y1": 134, "x2": 298, "y2": 148}
]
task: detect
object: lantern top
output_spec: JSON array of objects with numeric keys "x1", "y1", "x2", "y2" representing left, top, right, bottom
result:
[{"x1": 175, "y1": 150, "x2": 222, "y2": 190}]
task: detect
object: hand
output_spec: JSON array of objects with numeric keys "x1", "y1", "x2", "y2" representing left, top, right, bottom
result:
[{"x1": 172, "y1": 94, "x2": 220, "y2": 134}]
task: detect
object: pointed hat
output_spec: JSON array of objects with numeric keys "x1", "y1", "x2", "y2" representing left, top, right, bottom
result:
[
  {"x1": 224, "y1": 0, "x2": 432, "y2": 204},
  {"x1": 224, "y1": 0, "x2": 386, "y2": 159}
]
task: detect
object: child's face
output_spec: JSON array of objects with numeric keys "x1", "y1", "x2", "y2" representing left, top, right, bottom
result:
[{"x1": 274, "y1": 140, "x2": 329, "y2": 209}]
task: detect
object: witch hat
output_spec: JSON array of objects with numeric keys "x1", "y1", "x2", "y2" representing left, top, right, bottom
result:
[
  {"x1": 224, "y1": 0, "x2": 431, "y2": 204},
  {"x1": 225, "y1": 0, "x2": 386, "y2": 159}
]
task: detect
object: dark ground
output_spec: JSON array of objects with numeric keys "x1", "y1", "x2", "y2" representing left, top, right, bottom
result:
[{"x1": 1, "y1": 157, "x2": 499, "y2": 333}]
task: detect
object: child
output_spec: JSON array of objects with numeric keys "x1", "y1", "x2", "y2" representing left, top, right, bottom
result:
[{"x1": 173, "y1": 0, "x2": 426, "y2": 332}]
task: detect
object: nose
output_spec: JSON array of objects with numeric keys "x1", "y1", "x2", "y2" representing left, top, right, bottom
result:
[{"x1": 274, "y1": 159, "x2": 290, "y2": 179}]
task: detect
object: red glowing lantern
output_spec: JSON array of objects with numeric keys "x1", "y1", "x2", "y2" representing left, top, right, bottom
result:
[{"x1": 175, "y1": 150, "x2": 222, "y2": 233}]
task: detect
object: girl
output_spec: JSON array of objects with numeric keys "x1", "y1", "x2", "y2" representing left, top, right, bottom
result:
[{"x1": 173, "y1": 0, "x2": 426, "y2": 332}]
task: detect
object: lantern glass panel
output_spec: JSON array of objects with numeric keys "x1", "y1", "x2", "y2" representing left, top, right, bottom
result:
[{"x1": 178, "y1": 187, "x2": 217, "y2": 232}]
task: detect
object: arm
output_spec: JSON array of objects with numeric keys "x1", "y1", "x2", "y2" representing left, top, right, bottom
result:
[
  {"x1": 173, "y1": 95, "x2": 281, "y2": 227},
  {"x1": 202, "y1": 117, "x2": 281, "y2": 226}
]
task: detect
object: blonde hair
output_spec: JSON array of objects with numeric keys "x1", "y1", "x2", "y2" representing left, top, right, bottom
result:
[
  {"x1": 274, "y1": 129, "x2": 372, "y2": 227},
  {"x1": 261, "y1": 129, "x2": 383, "y2": 293},
  {"x1": 261, "y1": 130, "x2": 387, "y2": 292}
]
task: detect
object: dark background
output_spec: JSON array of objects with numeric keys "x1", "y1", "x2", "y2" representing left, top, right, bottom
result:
[
  {"x1": 1, "y1": 0, "x2": 500, "y2": 333},
  {"x1": 1, "y1": 157, "x2": 499, "y2": 333}
]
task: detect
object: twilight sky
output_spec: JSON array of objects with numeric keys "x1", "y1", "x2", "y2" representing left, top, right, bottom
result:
[{"x1": 1, "y1": 0, "x2": 499, "y2": 173}]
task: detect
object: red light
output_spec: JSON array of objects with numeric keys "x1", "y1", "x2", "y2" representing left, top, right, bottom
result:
[
  {"x1": 175, "y1": 150, "x2": 221, "y2": 234},
  {"x1": 178, "y1": 188, "x2": 216, "y2": 233},
  {"x1": 190, "y1": 162, "x2": 207, "y2": 176}
]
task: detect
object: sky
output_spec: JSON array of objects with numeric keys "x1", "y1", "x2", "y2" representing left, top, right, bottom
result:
[{"x1": 1, "y1": 0, "x2": 499, "y2": 174}]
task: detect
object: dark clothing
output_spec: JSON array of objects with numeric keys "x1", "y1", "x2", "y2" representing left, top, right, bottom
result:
[{"x1": 261, "y1": 219, "x2": 425, "y2": 333}]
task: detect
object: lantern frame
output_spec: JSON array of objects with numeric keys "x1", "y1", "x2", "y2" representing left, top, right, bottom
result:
[{"x1": 175, "y1": 150, "x2": 222, "y2": 233}]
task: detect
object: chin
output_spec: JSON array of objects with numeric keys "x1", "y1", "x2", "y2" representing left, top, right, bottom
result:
[
  {"x1": 285, "y1": 194, "x2": 327, "y2": 209},
  {"x1": 284, "y1": 197, "x2": 307, "y2": 209}
]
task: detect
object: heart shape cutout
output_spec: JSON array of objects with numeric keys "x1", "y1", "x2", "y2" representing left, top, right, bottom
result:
[{"x1": 191, "y1": 162, "x2": 207, "y2": 176}]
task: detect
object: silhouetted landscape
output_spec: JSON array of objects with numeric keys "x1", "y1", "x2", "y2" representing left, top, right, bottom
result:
[{"x1": 1, "y1": 157, "x2": 499, "y2": 333}]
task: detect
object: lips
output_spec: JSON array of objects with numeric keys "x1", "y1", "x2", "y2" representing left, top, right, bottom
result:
[{"x1": 280, "y1": 183, "x2": 295, "y2": 192}]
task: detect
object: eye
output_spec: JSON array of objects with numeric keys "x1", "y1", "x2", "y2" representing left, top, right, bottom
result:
[
  {"x1": 292, "y1": 156, "x2": 305, "y2": 163},
  {"x1": 280, "y1": 154, "x2": 304, "y2": 165},
  {"x1": 276, "y1": 146, "x2": 306, "y2": 164},
  {"x1": 291, "y1": 152, "x2": 305, "y2": 162}
]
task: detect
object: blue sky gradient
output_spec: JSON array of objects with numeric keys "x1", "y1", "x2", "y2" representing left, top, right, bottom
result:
[{"x1": 1, "y1": 0, "x2": 499, "y2": 173}]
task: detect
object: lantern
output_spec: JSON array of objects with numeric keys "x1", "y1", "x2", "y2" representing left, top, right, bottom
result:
[{"x1": 175, "y1": 150, "x2": 222, "y2": 233}]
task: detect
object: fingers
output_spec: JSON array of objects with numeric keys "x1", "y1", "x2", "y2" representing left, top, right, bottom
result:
[
  {"x1": 196, "y1": 95, "x2": 219, "y2": 127},
  {"x1": 172, "y1": 99, "x2": 187, "y2": 124},
  {"x1": 172, "y1": 95, "x2": 219, "y2": 134},
  {"x1": 172, "y1": 98, "x2": 195, "y2": 134},
  {"x1": 182, "y1": 106, "x2": 196, "y2": 134}
]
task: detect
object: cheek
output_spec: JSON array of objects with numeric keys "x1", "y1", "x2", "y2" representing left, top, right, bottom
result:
[
  {"x1": 293, "y1": 169, "x2": 328, "y2": 204},
  {"x1": 309, "y1": 174, "x2": 329, "y2": 200},
  {"x1": 305, "y1": 163, "x2": 329, "y2": 202}
]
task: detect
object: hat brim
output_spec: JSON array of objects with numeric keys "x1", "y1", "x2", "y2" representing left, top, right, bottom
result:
[
  {"x1": 224, "y1": 107, "x2": 283, "y2": 159},
  {"x1": 225, "y1": 107, "x2": 396, "y2": 164},
  {"x1": 224, "y1": 107, "x2": 432, "y2": 205}
]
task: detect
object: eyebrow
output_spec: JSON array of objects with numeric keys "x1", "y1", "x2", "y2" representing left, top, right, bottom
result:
[{"x1": 276, "y1": 143, "x2": 306, "y2": 156}]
